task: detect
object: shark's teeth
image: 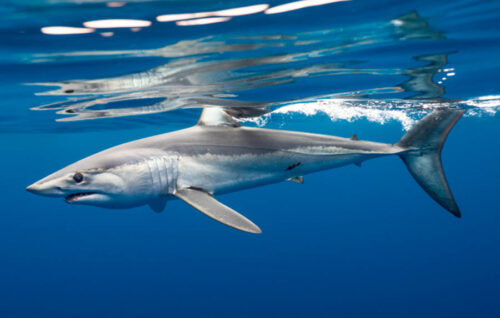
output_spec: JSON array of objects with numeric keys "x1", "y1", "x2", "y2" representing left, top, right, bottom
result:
[{"x1": 65, "y1": 192, "x2": 95, "y2": 203}]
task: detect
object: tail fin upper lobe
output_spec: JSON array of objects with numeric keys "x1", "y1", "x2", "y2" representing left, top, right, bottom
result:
[{"x1": 397, "y1": 109, "x2": 464, "y2": 217}]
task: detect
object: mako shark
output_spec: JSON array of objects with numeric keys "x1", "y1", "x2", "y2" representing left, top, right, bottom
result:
[{"x1": 27, "y1": 108, "x2": 464, "y2": 233}]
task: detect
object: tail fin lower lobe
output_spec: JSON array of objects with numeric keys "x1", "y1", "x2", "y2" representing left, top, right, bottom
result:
[{"x1": 397, "y1": 109, "x2": 464, "y2": 217}]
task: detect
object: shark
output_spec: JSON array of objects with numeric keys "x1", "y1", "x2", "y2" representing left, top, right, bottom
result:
[{"x1": 27, "y1": 107, "x2": 464, "y2": 234}]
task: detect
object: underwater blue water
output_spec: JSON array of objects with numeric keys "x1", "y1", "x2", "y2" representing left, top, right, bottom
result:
[{"x1": 1, "y1": 0, "x2": 499, "y2": 317}]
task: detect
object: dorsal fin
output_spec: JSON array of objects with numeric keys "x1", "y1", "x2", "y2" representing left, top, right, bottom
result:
[
  {"x1": 350, "y1": 134, "x2": 358, "y2": 140},
  {"x1": 197, "y1": 107, "x2": 241, "y2": 127}
]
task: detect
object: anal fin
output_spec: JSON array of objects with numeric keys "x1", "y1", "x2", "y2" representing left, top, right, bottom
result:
[{"x1": 175, "y1": 188, "x2": 261, "y2": 234}]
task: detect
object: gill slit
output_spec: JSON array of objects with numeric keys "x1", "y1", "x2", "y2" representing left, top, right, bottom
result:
[
  {"x1": 146, "y1": 154, "x2": 179, "y2": 196},
  {"x1": 147, "y1": 158, "x2": 161, "y2": 196},
  {"x1": 154, "y1": 157, "x2": 165, "y2": 193}
]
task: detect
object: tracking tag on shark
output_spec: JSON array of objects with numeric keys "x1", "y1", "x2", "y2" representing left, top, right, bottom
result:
[{"x1": 175, "y1": 188, "x2": 262, "y2": 234}]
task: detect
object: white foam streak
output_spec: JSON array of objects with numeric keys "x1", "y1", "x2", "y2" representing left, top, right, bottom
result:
[
  {"x1": 216, "y1": 4, "x2": 269, "y2": 16},
  {"x1": 157, "y1": 12, "x2": 213, "y2": 22},
  {"x1": 41, "y1": 26, "x2": 94, "y2": 35},
  {"x1": 273, "y1": 100, "x2": 418, "y2": 130},
  {"x1": 243, "y1": 96, "x2": 499, "y2": 130},
  {"x1": 465, "y1": 95, "x2": 500, "y2": 109},
  {"x1": 265, "y1": 0, "x2": 350, "y2": 14},
  {"x1": 157, "y1": 4, "x2": 269, "y2": 22},
  {"x1": 176, "y1": 17, "x2": 231, "y2": 26},
  {"x1": 83, "y1": 19, "x2": 151, "y2": 28}
]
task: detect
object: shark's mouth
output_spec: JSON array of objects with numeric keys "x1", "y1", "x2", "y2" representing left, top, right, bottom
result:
[{"x1": 65, "y1": 192, "x2": 96, "y2": 203}]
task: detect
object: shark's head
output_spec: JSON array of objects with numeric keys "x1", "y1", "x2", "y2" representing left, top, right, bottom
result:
[{"x1": 26, "y1": 148, "x2": 164, "y2": 209}]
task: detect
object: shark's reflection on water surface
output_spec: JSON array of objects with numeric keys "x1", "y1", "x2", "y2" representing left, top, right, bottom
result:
[{"x1": 27, "y1": 11, "x2": 497, "y2": 129}]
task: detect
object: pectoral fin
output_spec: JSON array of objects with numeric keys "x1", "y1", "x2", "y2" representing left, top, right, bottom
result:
[{"x1": 175, "y1": 188, "x2": 261, "y2": 234}]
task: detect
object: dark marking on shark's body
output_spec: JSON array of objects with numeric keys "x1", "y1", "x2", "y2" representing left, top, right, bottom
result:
[{"x1": 286, "y1": 162, "x2": 301, "y2": 171}]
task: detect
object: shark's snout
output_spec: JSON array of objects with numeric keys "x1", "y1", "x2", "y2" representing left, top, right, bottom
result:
[
  {"x1": 26, "y1": 181, "x2": 62, "y2": 197},
  {"x1": 26, "y1": 182, "x2": 41, "y2": 193}
]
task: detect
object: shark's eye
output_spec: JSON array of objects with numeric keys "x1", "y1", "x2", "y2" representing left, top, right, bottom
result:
[{"x1": 73, "y1": 172, "x2": 84, "y2": 183}]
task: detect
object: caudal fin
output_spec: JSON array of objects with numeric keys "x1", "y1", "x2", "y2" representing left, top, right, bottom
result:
[{"x1": 397, "y1": 109, "x2": 464, "y2": 217}]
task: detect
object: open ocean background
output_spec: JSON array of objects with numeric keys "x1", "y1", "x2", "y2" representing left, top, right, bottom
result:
[{"x1": 1, "y1": 0, "x2": 499, "y2": 317}]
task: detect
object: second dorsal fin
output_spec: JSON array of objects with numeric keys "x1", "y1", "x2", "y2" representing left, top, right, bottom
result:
[
  {"x1": 287, "y1": 176, "x2": 304, "y2": 184},
  {"x1": 197, "y1": 107, "x2": 241, "y2": 127}
]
